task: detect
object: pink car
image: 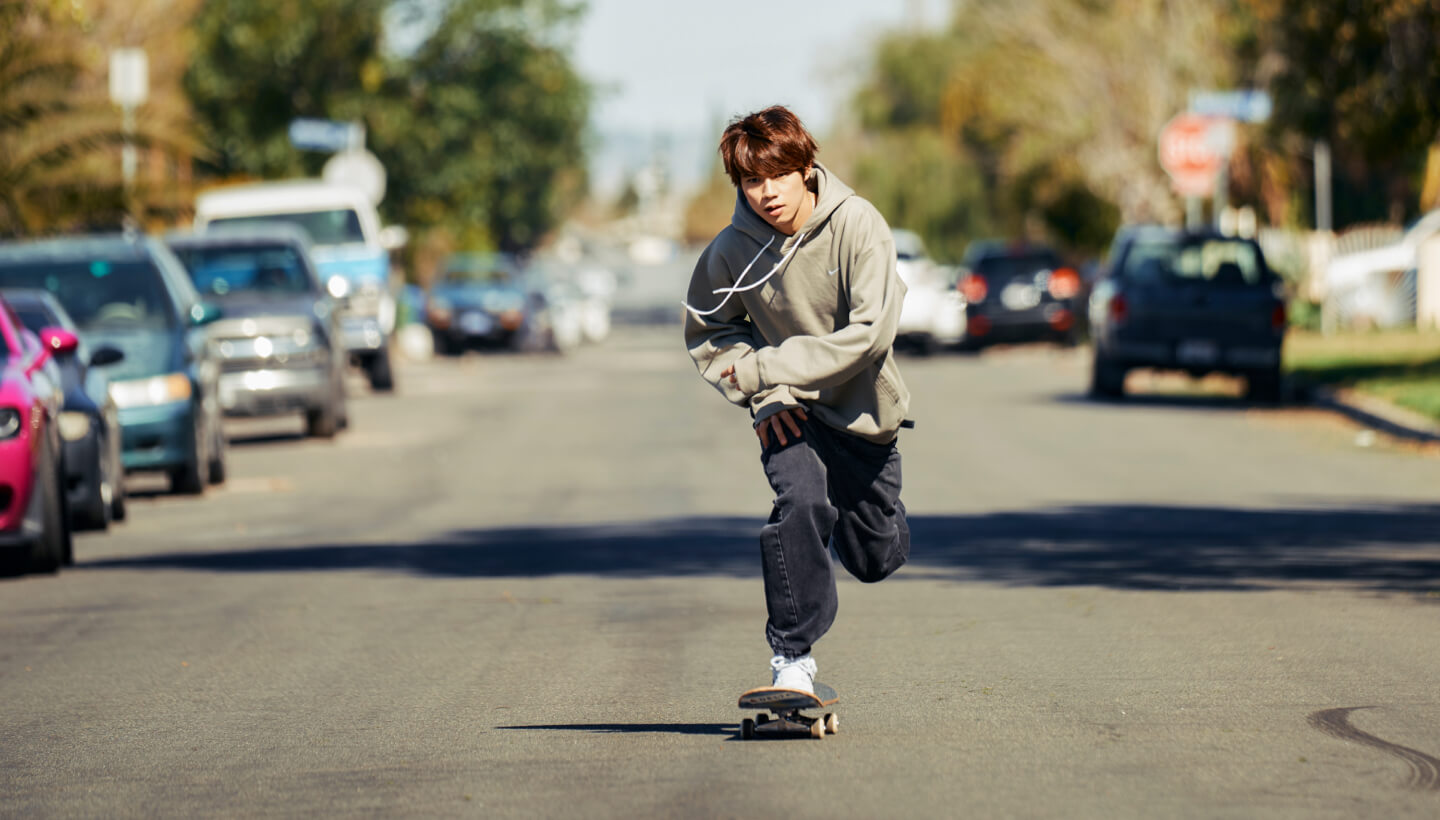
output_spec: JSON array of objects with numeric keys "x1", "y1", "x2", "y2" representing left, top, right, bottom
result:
[{"x1": 0, "y1": 299, "x2": 73, "y2": 575}]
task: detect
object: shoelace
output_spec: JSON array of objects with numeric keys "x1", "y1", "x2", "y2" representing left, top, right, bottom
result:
[{"x1": 682, "y1": 231, "x2": 808, "y2": 320}]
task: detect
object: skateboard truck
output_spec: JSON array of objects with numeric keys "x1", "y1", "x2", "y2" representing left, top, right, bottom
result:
[{"x1": 737, "y1": 683, "x2": 839, "y2": 740}]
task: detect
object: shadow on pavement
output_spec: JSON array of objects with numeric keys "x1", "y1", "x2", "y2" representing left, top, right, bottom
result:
[
  {"x1": 497, "y1": 723, "x2": 734, "y2": 737},
  {"x1": 82, "y1": 503, "x2": 1440, "y2": 593}
]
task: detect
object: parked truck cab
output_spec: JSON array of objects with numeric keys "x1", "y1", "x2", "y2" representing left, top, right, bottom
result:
[{"x1": 193, "y1": 180, "x2": 406, "y2": 391}]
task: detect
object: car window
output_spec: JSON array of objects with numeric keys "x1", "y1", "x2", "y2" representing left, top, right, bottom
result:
[
  {"x1": 209, "y1": 210, "x2": 364, "y2": 245},
  {"x1": 0, "y1": 258, "x2": 179, "y2": 332},
  {"x1": 11, "y1": 304, "x2": 52, "y2": 333},
  {"x1": 1122, "y1": 239, "x2": 1268, "y2": 287},
  {"x1": 973, "y1": 252, "x2": 1062, "y2": 280},
  {"x1": 172, "y1": 245, "x2": 315, "y2": 296}
]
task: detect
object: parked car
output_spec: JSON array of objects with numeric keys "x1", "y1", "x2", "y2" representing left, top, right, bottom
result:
[
  {"x1": 0, "y1": 235, "x2": 227, "y2": 495},
  {"x1": 3, "y1": 289, "x2": 126, "y2": 529},
  {"x1": 426, "y1": 253, "x2": 561, "y2": 354},
  {"x1": 892, "y1": 229, "x2": 966, "y2": 354},
  {"x1": 0, "y1": 298, "x2": 72, "y2": 574},
  {"x1": 194, "y1": 181, "x2": 407, "y2": 391},
  {"x1": 956, "y1": 240, "x2": 1084, "y2": 348},
  {"x1": 167, "y1": 227, "x2": 349, "y2": 438},
  {"x1": 1088, "y1": 227, "x2": 1287, "y2": 401}
]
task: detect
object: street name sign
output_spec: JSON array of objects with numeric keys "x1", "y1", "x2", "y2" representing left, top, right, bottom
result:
[
  {"x1": 288, "y1": 119, "x2": 363, "y2": 153},
  {"x1": 1189, "y1": 89, "x2": 1272, "y2": 123}
]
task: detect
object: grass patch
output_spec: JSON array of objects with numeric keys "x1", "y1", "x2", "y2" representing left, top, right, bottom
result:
[{"x1": 1285, "y1": 330, "x2": 1440, "y2": 421}]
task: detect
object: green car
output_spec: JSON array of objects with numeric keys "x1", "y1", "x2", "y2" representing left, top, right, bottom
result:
[{"x1": 0, "y1": 235, "x2": 228, "y2": 495}]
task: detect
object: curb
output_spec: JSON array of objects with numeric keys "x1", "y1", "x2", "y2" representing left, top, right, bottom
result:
[{"x1": 1310, "y1": 386, "x2": 1440, "y2": 444}]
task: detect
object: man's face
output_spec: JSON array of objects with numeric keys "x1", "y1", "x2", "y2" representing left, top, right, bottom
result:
[{"x1": 741, "y1": 168, "x2": 813, "y2": 236}]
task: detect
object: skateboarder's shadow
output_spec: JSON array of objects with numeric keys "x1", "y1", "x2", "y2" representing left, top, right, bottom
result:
[{"x1": 498, "y1": 723, "x2": 733, "y2": 737}]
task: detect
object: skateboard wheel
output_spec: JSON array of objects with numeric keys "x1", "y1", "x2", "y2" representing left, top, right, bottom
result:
[
  {"x1": 824, "y1": 713, "x2": 838, "y2": 735},
  {"x1": 756, "y1": 713, "x2": 771, "y2": 725},
  {"x1": 810, "y1": 718, "x2": 824, "y2": 739},
  {"x1": 741, "y1": 718, "x2": 755, "y2": 740}
]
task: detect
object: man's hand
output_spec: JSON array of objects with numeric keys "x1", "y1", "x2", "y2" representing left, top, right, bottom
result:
[
  {"x1": 756, "y1": 406, "x2": 808, "y2": 449},
  {"x1": 720, "y1": 363, "x2": 739, "y2": 388}
]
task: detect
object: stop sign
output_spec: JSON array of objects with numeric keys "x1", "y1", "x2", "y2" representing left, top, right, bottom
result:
[{"x1": 1158, "y1": 113, "x2": 1229, "y2": 197}]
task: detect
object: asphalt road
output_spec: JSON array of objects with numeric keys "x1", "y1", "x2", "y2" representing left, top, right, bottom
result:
[{"x1": 4, "y1": 329, "x2": 1440, "y2": 819}]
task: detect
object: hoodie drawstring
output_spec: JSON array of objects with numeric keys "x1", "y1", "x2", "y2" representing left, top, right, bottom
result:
[{"x1": 682, "y1": 231, "x2": 807, "y2": 320}]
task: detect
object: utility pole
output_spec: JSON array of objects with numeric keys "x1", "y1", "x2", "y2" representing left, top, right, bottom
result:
[{"x1": 109, "y1": 49, "x2": 148, "y2": 227}]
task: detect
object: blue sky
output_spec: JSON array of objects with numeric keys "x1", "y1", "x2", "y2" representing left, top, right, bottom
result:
[{"x1": 573, "y1": 0, "x2": 936, "y2": 196}]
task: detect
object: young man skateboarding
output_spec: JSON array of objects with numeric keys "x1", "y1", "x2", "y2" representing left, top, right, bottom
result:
[{"x1": 683, "y1": 105, "x2": 912, "y2": 695}]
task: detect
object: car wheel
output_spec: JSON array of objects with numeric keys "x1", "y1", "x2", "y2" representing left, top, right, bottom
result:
[
  {"x1": 1089, "y1": 352, "x2": 1127, "y2": 398},
  {"x1": 74, "y1": 440, "x2": 111, "y2": 532},
  {"x1": 207, "y1": 421, "x2": 226, "y2": 485},
  {"x1": 305, "y1": 400, "x2": 341, "y2": 439},
  {"x1": 28, "y1": 435, "x2": 66, "y2": 574},
  {"x1": 170, "y1": 418, "x2": 206, "y2": 496},
  {"x1": 367, "y1": 345, "x2": 395, "y2": 392},
  {"x1": 1246, "y1": 367, "x2": 1283, "y2": 404}
]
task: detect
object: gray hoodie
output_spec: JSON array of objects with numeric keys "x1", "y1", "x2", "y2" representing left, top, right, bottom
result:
[{"x1": 683, "y1": 163, "x2": 910, "y2": 444}]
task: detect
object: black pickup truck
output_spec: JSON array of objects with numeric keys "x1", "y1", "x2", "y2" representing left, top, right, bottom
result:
[{"x1": 1088, "y1": 227, "x2": 1287, "y2": 402}]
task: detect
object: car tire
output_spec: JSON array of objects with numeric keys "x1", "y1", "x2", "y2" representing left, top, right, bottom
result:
[
  {"x1": 367, "y1": 345, "x2": 395, "y2": 392},
  {"x1": 110, "y1": 480, "x2": 127, "y2": 522},
  {"x1": 305, "y1": 400, "x2": 340, "y2": 439},
  {"x1": 170, "y1": 418, "x2": 206, "y2": 496},
  {"x1": 28, "y1": 435, "x2": 66, "y2": 574},
  {"x1": 1246, "y1": 367, "x2": 1283, "y2": 404},
  {"x1": 207, "y1": 421, "x2": 226, "y2": 486},
  {"x1": 1089, "y1": 352, "x2": 1127, "y2": 399}
]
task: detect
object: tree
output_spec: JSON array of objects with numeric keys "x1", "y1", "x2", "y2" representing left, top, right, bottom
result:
[
  {"x1": 1239, "y1": 0, "x2": 1440, "y2": 224},
  {"x1": 185, "y1": 0, "x2": 590, "y2": 254},
  {"x1": 0, "y1": 0, "x2": 200, "y2": 236},
  {"x1": 371, "y1": 0, "x2": 590, "y2": 252},
  {"x1": 184, "y1": 0, "x2": 388, "y2": 180}
]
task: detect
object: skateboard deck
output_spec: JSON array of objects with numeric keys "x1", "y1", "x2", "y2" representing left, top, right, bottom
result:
[{"x1": 737, "y1": 682, "x2": 839, "y2": 740}]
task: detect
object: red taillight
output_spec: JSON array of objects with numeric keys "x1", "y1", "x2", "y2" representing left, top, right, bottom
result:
[
  {"x1": 1048, "y1": 267, "x2": 1081, "y2": 300},
  {"x1": 1048, "y1": 309, "x2": 1074, "y2": 332},
  {"x1": 959, "y1": 274, "x2": 988, "y2": 304},
  {"x1": 1109, "y1": 295, "x2": 1129, "y2": 324},
  {"x1": 969, "y1": 316, "x2": 992, "y2": 337},
  {"x1": 1271, "y1": 303, "x2": 1287, "y2": 331}
]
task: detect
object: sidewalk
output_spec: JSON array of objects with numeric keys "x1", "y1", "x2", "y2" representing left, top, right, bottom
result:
[{"x1": 1309, "y1": 384, "x2": 1440, "y2": 444}]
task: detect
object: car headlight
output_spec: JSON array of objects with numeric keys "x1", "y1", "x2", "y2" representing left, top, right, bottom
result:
[
  {"x1": 57, "y1": 411, "x2": 92, "y2": 442},
  {"x1": 327, "y1": 275, "x2": 351, "y2": 300},
  {"x1": 0, "y1": 408, "x2": 21, "y2": 440},
  {"x1": 109, "y1": 373, "x2": 193, "y2": 409}
]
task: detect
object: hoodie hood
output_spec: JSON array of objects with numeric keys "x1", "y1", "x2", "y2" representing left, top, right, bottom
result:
[{"x1": 730, "y1": 162, "x2": 854, "y2": 248}]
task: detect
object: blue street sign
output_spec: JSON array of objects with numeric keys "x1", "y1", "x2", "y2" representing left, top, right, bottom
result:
[
  {"x1": 288, "y1": 118, "x2": 362, "y2": 152},
  {"x1": 1188, "y1": 90, "x2": 1272, "y2": 123}
]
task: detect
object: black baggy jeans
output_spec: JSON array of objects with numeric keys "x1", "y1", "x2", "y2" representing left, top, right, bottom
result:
[{"x1": 759, "y1": 417, "x2": 910, "y2": 658}]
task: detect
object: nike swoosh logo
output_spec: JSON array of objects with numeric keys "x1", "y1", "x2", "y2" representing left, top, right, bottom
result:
[{"x1": 826, "y1": 267, "x2": 839, "y2": 276}]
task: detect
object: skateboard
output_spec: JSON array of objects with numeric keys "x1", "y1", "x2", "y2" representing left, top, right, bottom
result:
[{"x1": 737, "y1": 682, "x2": 839, "y2": 740}]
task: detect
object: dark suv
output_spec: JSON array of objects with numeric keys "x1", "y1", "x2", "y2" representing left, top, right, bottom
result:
[
  {"x1": 1088, "y1": 227, "x2": 1287, "y2": 401},
  {"x1": 956, "y1": 241, "x2": 1085, "y2": 348}
]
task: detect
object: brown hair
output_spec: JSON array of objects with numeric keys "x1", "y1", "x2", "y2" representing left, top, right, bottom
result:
[{"x1": 718, "y1": 106, "x2": 818, "y2": 187}]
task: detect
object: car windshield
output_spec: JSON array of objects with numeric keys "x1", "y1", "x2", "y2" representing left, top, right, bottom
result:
[
  {"x1": 171, "y1": 245, "x2": 314, "y2": 296},
  {"x1": 0, "y1": 259, "x2": 176, "y2": 332},
  {"x1": 209, "y1": 209, "x2": 363, "y2": 245},
  {"x1": 10, "y1": 304, "x2": 54, "y2": 334},
  {"x1": 1123, "y1": 239, "x2": 1268, "y2": 287}
]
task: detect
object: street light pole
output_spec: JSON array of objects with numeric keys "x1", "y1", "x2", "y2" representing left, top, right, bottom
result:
[{"x1": 109, "y1": 49, "x2": 148, "y2": 227}]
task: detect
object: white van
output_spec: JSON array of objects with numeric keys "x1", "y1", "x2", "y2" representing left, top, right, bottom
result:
[{"x1": 194, "y1": 180, "x2": 406, "y2": 390}]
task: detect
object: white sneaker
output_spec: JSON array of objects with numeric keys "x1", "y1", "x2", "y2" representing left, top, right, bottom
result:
[{"x1": 770, "y1": 654, "x2": 817, "y2": 694}]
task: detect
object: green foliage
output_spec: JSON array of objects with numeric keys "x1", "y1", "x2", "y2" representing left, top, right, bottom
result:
[
  {"x1": 185, "y1": 0, "x2": 590, "y2": 253},
  {"x1": 184, "y1": 0, "x2": 388, "y2": 180},
  {"x1": 851, "y1": 130, "x2": 992, "y2": 262},
  {"x1": 1239, "y1": 0, "x2": 1440, "y2": 226}
]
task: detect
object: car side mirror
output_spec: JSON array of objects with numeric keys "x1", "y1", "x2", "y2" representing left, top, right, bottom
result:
[
  {"x1": 379, "y1": 225, "x2": 409, "y2": 251},
  {"x1": 89, "y1": 345, "x2": 125, "y2": 367},
  {"x1": 189, "y1": 301, "x2": 223, "y2": 326},
  {"x1": 39, "y1": 327, "x2": 79, "y2": 357}
]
